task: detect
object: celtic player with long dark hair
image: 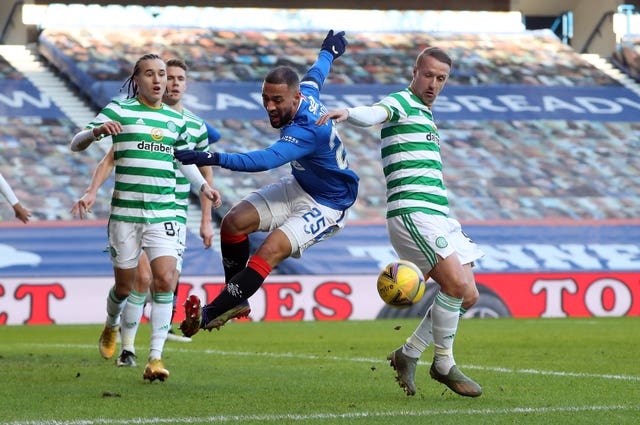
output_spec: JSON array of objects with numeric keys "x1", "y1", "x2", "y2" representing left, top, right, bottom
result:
[{"x1": 70, "y1": 53, "x2": 218, "y2": 382}]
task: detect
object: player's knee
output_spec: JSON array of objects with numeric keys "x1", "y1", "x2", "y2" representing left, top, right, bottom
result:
[
  {"x1": 221, "y1": 211, "x2": 247, "y2": 234},
  {"x1": 438, "y1": 274, "x2": 468, "y2": 298},
  {"x1": 221, "y1": 201, "x2": 260, "y2": 235},
  {"x1": 152, "y1": 270, "x2": 176, "y2": 293},
  {"x1": 134, "y1": 274, "x2": 152, "y2": 293},
  {"x1": 220, "y1": 212, "x2": 235, "y2": 232},
  {"x1": 462, "y1": 286, "x2": 479, "y2": 309}
]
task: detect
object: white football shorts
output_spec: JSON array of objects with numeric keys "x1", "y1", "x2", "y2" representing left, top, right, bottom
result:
[
  {"x1": 107, "y1": 220, "x2": 181, "y2": 269},
  {"x1": 175, "y1": 221, "x2": 187, "y2": 273},
  {"x1": 387, "y1": 213, "x2": 484, "y2": 275},
  {"x1": 244, "y1": 175, "x2": 349, "y2": 258}
]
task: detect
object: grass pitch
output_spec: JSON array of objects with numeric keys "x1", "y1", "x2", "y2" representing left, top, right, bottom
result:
[{"x1": 0, "y1": 317, "x2": 638, "y2": 424}]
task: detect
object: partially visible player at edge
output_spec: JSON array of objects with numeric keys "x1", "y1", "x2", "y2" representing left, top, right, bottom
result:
[
  {"x1": 69, "y1": 53, "x2": 218, "y2": 382},
  {"x1": 0, "y1": 171, "x2": 31, "y2": 223},
  {"x1": 71, "y1": 58, "x2": 222, "y2": 369},
  {"x1": 174, "y1": 30, "x2": 358, "y2": 337},
  {"x1": 316, "y1": 46, "x2": 483, "y2": 398}
]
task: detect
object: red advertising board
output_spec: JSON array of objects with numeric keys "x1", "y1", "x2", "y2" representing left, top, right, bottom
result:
[
  {"x1": 476, "y1": 272, "x2": 640, "y2": 318},
  {"x1": 1, "y1": 272, "x2": 638, "y2": 325}
]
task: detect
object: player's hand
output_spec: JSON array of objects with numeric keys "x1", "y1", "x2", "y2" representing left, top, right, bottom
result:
[
  {"x1": 211, "y1": 189, "x2": 222, "y2": 209},
  {"x1": 321, "y1": 30, "x2": 347, "y2": 60},
  {"x1": 316, "y1": 109, "x2": 349, "y2": 126},
  {"x1": 71, "y1": 192, "x2": 97, "y2": 220},
  {"x1": 199, "y1": 183, "x2": 220, "y2": 249},
  {"x1": 175, "y1": 149, "x2": 219, "y2": 166},
  {"x1": 200, "y1": 183, "x2": 222, "y2": 206},
  {"x1": 13, "y1": 203, "x2": 31, "y2": 223},
  {"x1": 200, "y1": 221, "x2": 214, "y2": 249},
  {"x1": 94, "y1": 121, "x2": 122, "y2": 139}
]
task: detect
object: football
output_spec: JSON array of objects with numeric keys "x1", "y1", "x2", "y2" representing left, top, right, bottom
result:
[{"x1": 376, "y1": 260, "x2": 426, "y2": 308}]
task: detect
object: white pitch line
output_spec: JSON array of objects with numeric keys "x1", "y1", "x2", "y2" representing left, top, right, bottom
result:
[
  {"x1": 2, "y1": 404, "x2": 639, "y2": 425},
  {"x1": 19, "y1": 343, "x2": 640, "y2": 383},
  {"x1": 175, "y1": 346, "x2": 640, "y2": 382}
]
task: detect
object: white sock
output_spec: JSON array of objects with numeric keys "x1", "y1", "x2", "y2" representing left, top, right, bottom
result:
[
  {"x1": 105, "y1": 286, "x2": 127, "y2": 328},
  {"x1": 120, "y1": 290, "x2": 146, "y2": 353},
  {"x1": 431, "y1": 291, "x2": 463, "y2": 375},
  {"x1": 403, "y1": 306, "x2": 433, "y2": 358},
  {"x1": 149, "y1": 292, "x2": 173, "y2": 360}
]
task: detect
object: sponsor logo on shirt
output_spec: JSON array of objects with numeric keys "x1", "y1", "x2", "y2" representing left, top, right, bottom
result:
[
  {"x1": 426, "y1": 131, "x2": 440, "y2": 146},
  {"x1": 137, "y1": 140, "x2": 173, "y2": 153}
]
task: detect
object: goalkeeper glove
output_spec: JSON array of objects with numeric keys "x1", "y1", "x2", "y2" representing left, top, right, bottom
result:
[
  {"x1": 175, "y1": 149, "x2": 219, "y2": 166},
  {"x1": 321, "y1": 30, "x2": 347, "y2": 60}
]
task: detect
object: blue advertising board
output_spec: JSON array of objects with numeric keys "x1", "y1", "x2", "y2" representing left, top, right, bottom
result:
[
  {"x1": 91, "y1": 81, "x2": 640, "y2": 122},
  {"x1": 0, "y1": 80, "x2": 66, "y2": 118},
  {"x1": 1, "y1": 221, "x2": 638, "y2": 278}
]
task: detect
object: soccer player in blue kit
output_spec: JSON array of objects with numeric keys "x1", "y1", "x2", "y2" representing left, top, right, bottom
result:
[{"x1": 174, "y1": 30, "x2": 358, "y2": 336}]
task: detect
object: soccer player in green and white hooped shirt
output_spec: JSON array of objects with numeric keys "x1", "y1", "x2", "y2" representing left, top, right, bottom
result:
[
  {"x1": 117, "y1": 58, "x2": 221, "y2": 362},
  {"x1": 317, "y1": 47, "x2": 484, "y2": 398},
  {"x1": 70, "y1": 58, "x2": 222, "y2": 368},
  {"x1": 70, "y1": 53, "x2": 218, "y2": 382}
]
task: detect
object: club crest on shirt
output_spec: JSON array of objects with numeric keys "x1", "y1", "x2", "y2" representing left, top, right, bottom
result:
[{"x1": 166, "y1": 121, "x2": 178, "y2": 133}]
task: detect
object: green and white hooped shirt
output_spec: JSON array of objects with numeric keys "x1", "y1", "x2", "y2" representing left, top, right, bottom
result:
[
  {"x1": 87, "y1": 97, "x2": 190, "y2": 224},
  {"x1": 173, "y1": 108, "x2": 210, "y2": 225},
  {"x1": 376, "y1": 88, "x2": 449, "y2": 219}
]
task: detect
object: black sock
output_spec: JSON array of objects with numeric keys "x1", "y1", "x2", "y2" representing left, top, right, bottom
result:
[
  {"x1": 205, "y1": 267, "x2": 265, "y2": 317},
  {"x1": 170, "y1": 279, "x2": 179, "y2": 325},
  {"x1": 220, "y1": 233, "x2": 250, "y2": 283}
]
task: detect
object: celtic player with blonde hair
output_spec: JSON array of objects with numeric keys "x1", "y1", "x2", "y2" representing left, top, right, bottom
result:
[{"x1": 317, "y1": 47, "x2": 483, "y2": 398}]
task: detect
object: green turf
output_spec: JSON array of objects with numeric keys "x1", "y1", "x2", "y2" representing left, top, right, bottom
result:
[{"x1": 0, "y1": 317, "x2": 638, "y2": 424}]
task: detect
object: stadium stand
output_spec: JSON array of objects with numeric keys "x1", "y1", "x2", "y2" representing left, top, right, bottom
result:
[
  {"x1": 29, "y1": 27, "x2": 640, "y2": 222},
  {"x1": 0, "y1": 54, "x2": 23, "y2": 80},
  {"x1": 0, "y1": 53, "x2": 112, "y2": 221},
  {"x1": 613, "y1": 34, "x2": 640, "y2": 82},
  {"x1": 0, "y1": 22, "x2": 640, "y2": 220},
  {"x1": 0, "y1": 114, "x2": 113, "y2": 221},
  {"x1": 38, "y1": 28, "x2": 621, "y2": 89}
]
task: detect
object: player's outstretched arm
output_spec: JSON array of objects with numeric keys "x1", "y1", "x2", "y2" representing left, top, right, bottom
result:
[
  {"x1": 316, "y1": 109, "x2": 349, "y2": 126},
  {"x1": 175, "y1": 149, "x2": 218, "y2": 166},
  {"x1": 71, "y1": 147, "x2": 115, "y2": 219},
  {"x1": 304, "y1": 30, "x2": 348, "y2": 89},
  {"x1": 317, "y1": 105, "x2": 389, "y2": 127},
  {"x1": 177, "y1": 161, "x2": 221, "y2": 205}
]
